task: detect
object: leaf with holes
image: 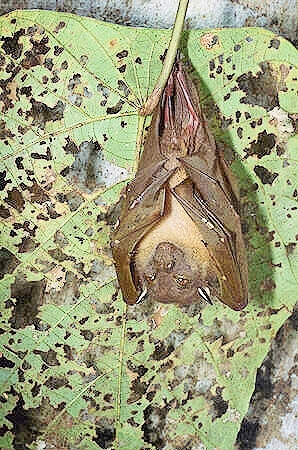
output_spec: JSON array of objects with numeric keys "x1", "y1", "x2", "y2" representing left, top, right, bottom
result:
[{"x1": 0, "y1": 10, "x2": 297, "y2": 450}]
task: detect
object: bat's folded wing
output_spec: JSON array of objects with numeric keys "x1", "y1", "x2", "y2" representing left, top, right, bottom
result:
[
  {"x1": 111, "y1": 162, "x2": 174, "y2": 304},
  {"x1": 175, "y1": 155, "x2": 248, "y2": 310}
]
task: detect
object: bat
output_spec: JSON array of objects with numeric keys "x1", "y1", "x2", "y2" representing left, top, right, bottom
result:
[{"x1": 111, "y1": 60, "x2": 248, "y2": 311}]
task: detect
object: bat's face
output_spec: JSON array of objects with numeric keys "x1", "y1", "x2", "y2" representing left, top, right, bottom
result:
[{"x1": 138, "y1": 242, "x2": 218, "y2": 305}]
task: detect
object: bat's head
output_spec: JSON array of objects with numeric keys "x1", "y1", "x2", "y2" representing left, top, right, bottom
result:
[{"x1": 138, "y1": 242, "x2": 218, "y2": 305}]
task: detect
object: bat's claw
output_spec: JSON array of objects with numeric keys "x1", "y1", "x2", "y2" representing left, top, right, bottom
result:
[
  {"x1": 198, "y1": 287, "x2": 213, "y2": 304},
  {"x1": 136, "y1": 287, "x2": 148, "y2": 304}
]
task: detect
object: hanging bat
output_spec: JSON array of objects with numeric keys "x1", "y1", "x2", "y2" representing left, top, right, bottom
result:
[{"x1": 111, "y1": 60, "x2": 248, "y2": 310}]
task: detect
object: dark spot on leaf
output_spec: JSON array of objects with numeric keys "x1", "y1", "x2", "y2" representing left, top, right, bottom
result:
[
  {"x1": 51, "y1": 74, "x2": 60, "y2": 83},
  {"x1": 63, "y1": 136, "x2": 79, "y2": 155},
  {"x1": 117, "y1": 80, "x2": 130, "y2": 97},
  {"x1": 48, "y1": 248, "x2": 75, "y2": 262},
  {"x1": 160, "y1": 48, "x2": 168, "y2": 62},
  {"x1": 28, "y1": 181, "x2": 50, "y2": 204},
  {"x1": 79, "y1": 55, "x2": 88, "y2": 67},
  {"x1": 54, "y1": 45, "x2": 64, "y2": 56},
  {"x1": 152, "y1": 341, "x2": 174, "y2": 360},
  {"x1": 6, "y1": 398, "x2": 41, "y2": 449},
  {"x1": 0, "y1": 248, "x2": 20, "y2": 280},
  {"x1": 0, "y1": 120, "x2": 14, "y2": 139},
  {"x1": 34, "y1": 349, "x2": 59, "y2": 366},
  {"x1": 211, "y1": 387, "x2": 228, "y2": 419},
  {"x1": 234, "y1": 44, "x2": 241, "y2": 51},
  {"x1": 0, "y1": 355, "x2": 15, "y2": 367},
  {"x1": 135, "y1": 57, "x2": 142, "y2": 64},
  {"x1": 85, "y1": 141, "x2": 102, "y2": 190},
  {"x1": 93, "y1": 420, "x2": 116, "y2": 448},
  {"x1": 5, "y1": 188, "x2": 25, "y2": 212},
  {"x1": 224, "y1": 93, "x2": 230, "y2": 101},
  {"x1": 61, "y1": 60, "x2": 68, "y2": 70},
  {"x1": 276, "y1": 144, "x2": 285, "y2": 156},
  {"x1": 116, "y1": 49, "x2": 128, "y2": 59},
  {"x1": 1, "y1": 29, "x2": 25, "y2": 59},
  {"x1": 244, "y1": 131, "x2": 276, "y2": 159},
  {"x1": 44, "y1": 57, "x2": 53, "y2": 71},
  {"x1": 0, "y1": 170, "x2": 12, "y2": 190},
  {"x1": 17, "y1": 237, "x2": 38, "y2": 253},
  {"x1": 128, "y1": 380, "x2": 149, "y2": 403},
  {"x1": 0, "y1": 205, "x2": 10, "y2": 218},
  {"x1": 31, "y1": 147, "x2": 52, "y2": 160},
  {"x1": 254, "y1": 165, "x2": 278, "y2": 185},
  {"x1": 12, "y1": 220, "x2": 36, "y2": 237},
  {"x1": 237, "y1": 127, "x2": 243, "y2": 139},
  {"x1": 44, "y1": 376, "x2": 68, "y2": 389},
  {"x1": 22, "y1": 36, "x2": 50, "y2": 69},
  {"x1": 80, "y1": 330, "x2": 94, "y2": 341},
  {"x1": 10, "y1": 277, "x2": 44, "y2": 328},
  {"x1": 286, "y1": 242, "x2": 296, "y2": 256},
  {"x1": 237, "y1": 419, "x2": 260, "y2": 450},
  {"x1": 47, "y1": 203, "x2": 62, "y2": 219},
  {"x1": 227, "y1": 348, "x2": 234, "y2": 357},
  {"x1": 0, "y1": 66, "x2": 21, "y2": 112},
  {"x1": 142, "y1": 405, "x2": 169, "y2": 449},
  {"x1": 106, "y1": 99, "x2": 124, "y2": 115},
  {"x1": 222, "y1": 117, "x2": 232, "y2": 129},
  {"x1": 97, "y1": 83, "x2": 110, "y2": 98},
  {"x1": 54, "y1": 21, "x2": 66, "y2": 33},
  {"x1": 118, "y1": 64, "x2": 126, "y2": 73},
  {"x1": 27, "y1": 99, "x2": 65, "y2": 129},
  {"x1": 283, "y1": 159, "x2": 290, "y2": 168},
  {"x1": 98, "y1": 199, "x2": 124, "y2": 227},
  {"x1": 269, "y1": 38, "x2": 280, "y2": 49},
  {"x1": 121, "y1": 121, "x2": 127, "y2": 128},
  {"x1": 19, "y1": 86, "x2": 32, "y2": 98},
  {"x1": 31, "y1": 383, "x2": 41, "y2": 397},
  {"x1": 236, "y1": 62, "x2": 279, "y2": 110},
  {"x1": 60, "y1": 166, "x2": 70, "y2": 177},
  {"x1": 209, "y1": 59, "x2": 216, "y2": 71}
]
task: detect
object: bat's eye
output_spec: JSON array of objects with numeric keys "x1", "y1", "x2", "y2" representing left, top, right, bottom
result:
[
  {"x1": 175, "y1": 277, "x2": 191, "y2": 289},
  {"x1": 145, "y1": 273, "x2": 156, "y2": 282}
]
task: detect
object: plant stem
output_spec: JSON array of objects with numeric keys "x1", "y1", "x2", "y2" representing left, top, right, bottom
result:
[{"x1": 140, "y1": 0, "x2": 189, "y2": 116}]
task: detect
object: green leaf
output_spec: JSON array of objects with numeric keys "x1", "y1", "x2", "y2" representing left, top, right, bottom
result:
[{"x1": 0, "y1": 10, "x2": 297, "y2": 450}]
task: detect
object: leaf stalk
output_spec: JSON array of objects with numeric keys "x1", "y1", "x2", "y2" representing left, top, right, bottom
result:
[{"x1": 140, "y1": 0, "x2": 190, "y2": 116}]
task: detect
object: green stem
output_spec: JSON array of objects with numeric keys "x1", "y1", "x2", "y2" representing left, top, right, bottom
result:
[{"x1": 140, "y1": 0, "x2": 190, "y2": 116}]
